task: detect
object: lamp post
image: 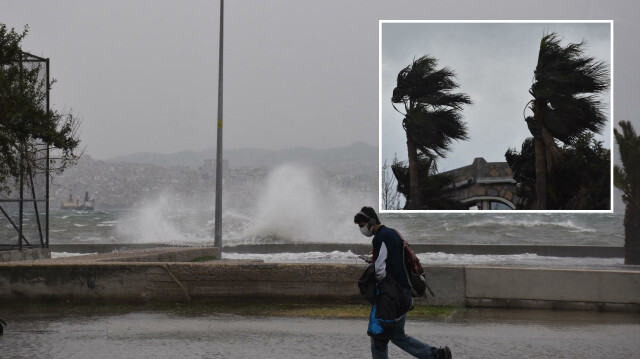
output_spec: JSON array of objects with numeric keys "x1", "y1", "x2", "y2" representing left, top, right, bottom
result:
[{"x1": 214, "y1": 0, "x2": 224, "y2": 256}]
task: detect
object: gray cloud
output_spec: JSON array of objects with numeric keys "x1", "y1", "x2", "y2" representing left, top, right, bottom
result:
[{"x1": 1, "y1": 1, "x2": 637, "y2": 164}]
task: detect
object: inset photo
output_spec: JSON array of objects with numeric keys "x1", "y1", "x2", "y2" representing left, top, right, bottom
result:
[{"x1": 380, "y1": 21, "x2": 613, "y2": 212}]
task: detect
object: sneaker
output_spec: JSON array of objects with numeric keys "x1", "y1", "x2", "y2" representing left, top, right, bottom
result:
[{"x1": 436, "y1": 346, "x2": 452, "y2": 359}]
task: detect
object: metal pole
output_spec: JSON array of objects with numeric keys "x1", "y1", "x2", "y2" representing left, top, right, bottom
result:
[
  {"x1": 214, "y1": 0, "x2": 224, "y2": 256},
  {"x1": 18, "y1": 57, "x2": 24, "y2": 250},
  {"x1": 18, "y1": 145, "x2": 24, "y2": 250},
  {"x1": 45, "y1": 58, "x2": 50, "y2": 248}
]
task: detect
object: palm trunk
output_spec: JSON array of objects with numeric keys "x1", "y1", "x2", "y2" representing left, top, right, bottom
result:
[
  {"x1": 624, "y1": 203, "x2": 640, "y2": 265},
  {"x1": 406, "y1": 134, "x2": 421, "y2": 209},
  {"x1": 534, "y1": 136, "x2": 548, "y2": 210},
  {"x1": 531, "y1": 108, "x2": 548, "y2": 210}
]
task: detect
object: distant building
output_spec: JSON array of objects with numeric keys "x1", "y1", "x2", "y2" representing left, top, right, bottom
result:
[
  {"x1": 203, "y1": 159, "x2": 213, "y2": 171},
  {"x1": 200, "y1": 159, "x2": 228, "y2": 181},
  {"x1": 443, "y1": 158, "x2": 520, "y2": 210}
]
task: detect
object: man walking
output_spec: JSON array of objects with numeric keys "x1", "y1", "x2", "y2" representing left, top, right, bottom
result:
[{"x1": 354, "y1": 206, "x2": 452, "y2": 359}]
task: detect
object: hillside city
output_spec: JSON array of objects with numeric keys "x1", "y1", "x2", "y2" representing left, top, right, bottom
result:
[{"x1": 51, "y1": 147, "x2": 378, "y2": 209}]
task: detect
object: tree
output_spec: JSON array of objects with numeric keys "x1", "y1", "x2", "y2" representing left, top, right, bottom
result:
[
  {"x1": 506, "y1": 133, "x2": 610, "y2": 210},
  {"x1": 391, "y1": 154, "x2": 464, "y2": 210},
  {"x1": 613, "y1": 121, "x2": 640, "y2": 265},
  {"x1": 381, "y1": 156, "x2": 402, "y2": 210},
  {"x1": 391, "y1": 55, "x2": 471, "y2": 209},
  {"x1": 525, "y1": 32, "x2": 609, "y2": 209},
  {"x1": 505, "y1": 138, "x2": 537, "y2": 209},
  {"x1": 0, "y1": 24, "x2": 80, "y2": 193}
]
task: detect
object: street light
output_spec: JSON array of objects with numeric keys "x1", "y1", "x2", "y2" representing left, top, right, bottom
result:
[{"x1": 214, "y1": 0, "x2": 224, "y2": 256}]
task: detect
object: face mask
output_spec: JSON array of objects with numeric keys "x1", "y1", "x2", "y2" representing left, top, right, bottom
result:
[{"x1": 360, "y1": 224, "x2": 373, "y2": 237}]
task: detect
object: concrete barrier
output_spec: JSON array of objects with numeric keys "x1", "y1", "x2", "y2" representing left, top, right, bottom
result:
[
  {"x1": 0, "y1": 248, "x2": 639, "y2": 311},
  {"x1": 0, "y1": 263, "x2": 188, "y2": 303},
  {"x1": 94, "y1": 247, "x2": 220, "y2": 263},
  {"x1": 0, "y1": 248, "x2": 50, "y2": 262},
  {"x1": 421, "y1": 266, "x2": 466, "y2": 306},
  {"x1": 168, "y1": 263, "x2": 362, "y2": 302},
  {"x1": 465, "y1": 267, "x2": 640, "y2": 311},
  {"x1": 0, "y1": 262, "x2": 362, "y2": 304}
]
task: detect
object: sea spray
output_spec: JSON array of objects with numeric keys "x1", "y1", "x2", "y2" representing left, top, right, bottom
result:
[
  {"x1": 105, "y1": 163, "x2": 375, "y2": 246},
  {"x1": 115, "y1": 190, "x2": 215, "y2": 244},
  {"x1": 243, "y1": 164, "x2": 321, "y2": 242},
  {"x1": 241, "y1": 163, "x2": 376, "y2": 244}
]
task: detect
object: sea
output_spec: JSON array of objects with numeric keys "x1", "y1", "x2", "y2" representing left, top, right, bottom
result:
[
  {"x1": 49, "y1": 207, "x2": 626, "y2": 268},
  {"x1": 40, "y1": 161, "x2": 626, "y2": 267}
]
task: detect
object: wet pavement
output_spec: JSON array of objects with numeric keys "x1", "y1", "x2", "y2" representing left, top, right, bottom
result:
[{"x1": 0, "y1": 306, "x2": 639, "y2": 358}]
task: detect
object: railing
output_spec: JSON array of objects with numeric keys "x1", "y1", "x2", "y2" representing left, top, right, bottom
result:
[{"x1": 0, "y1": 52, "x2": 50, "y2": 251}]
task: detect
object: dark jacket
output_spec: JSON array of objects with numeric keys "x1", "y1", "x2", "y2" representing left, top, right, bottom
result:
[
  {"x1": 372, "y1": 226, "x2": 410, "y2": 289},
  {"x1": 358, "y1": 263, "x2": 378, "y2": 304},
  {"x1": 359, "y1": 264, "x2": 413, "y2": 340}
]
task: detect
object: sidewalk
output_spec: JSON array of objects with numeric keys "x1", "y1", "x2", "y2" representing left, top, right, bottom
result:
[{"x1": 0, "y1": 306, "x2": 638, "y2": 358}]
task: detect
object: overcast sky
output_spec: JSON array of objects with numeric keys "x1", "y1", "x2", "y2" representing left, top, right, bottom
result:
[
  {"x1": 381, "y1": 21, "x2": 611, "y2": 171},
  {"x1": 2, "y1": 0, "x2": 639, "y2": 163}
]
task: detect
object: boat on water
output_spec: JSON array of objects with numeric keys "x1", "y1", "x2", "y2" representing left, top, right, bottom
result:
[{"x1": 60, "y1": 191, "x2": 95, "y2": 210}]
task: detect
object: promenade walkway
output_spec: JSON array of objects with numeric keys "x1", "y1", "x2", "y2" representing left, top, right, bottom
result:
[{"x1": 0, "y1": 305, "x2": 638, "y2": 358}]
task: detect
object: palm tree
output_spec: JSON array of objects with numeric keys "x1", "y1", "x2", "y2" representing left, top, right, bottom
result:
[
  {"x1": 391, "y1": 155, "x2": 464, "y2": 210},
  {"x1": 526, "y1": 32, "x2": 609, "y2": 209},
  {"x1": 506, "y1": 133, "x2": 610, "y2": 210},
  {"x1": 614, "y1": 121, "x2": 640, "y2": 265},
  {"x1": 391, "y1": 55, "x2": 471, "y2": 209}
]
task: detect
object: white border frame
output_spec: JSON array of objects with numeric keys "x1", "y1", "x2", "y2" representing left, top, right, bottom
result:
[{"x1": 379, "y1": 20, "x2": 614, "y2": 214}]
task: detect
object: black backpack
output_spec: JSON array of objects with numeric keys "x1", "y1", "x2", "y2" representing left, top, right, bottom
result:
[{"x1": 394, "y1": 229, "x2": 434, "y2": 298}]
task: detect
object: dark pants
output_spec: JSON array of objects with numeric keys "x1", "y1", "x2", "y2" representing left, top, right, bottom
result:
[{"x1": 370, "y1": 314, "x2": 438, "y2": 359}]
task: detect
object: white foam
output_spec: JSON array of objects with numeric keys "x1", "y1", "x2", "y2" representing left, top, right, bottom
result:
[
  {"x1": 51, "y1": 252, "x2": 97, "y2": 258},
  {"x1": 223, "y1": 250, "x2": 364, "y2": 264},
  {"x1": 222, "y1": 251, "x2": 624, "y2": 268}
]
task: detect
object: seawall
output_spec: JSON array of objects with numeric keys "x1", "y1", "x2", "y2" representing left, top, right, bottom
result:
[{"x1": 1, "y1": 247, "x2": 638, "y2": 312}]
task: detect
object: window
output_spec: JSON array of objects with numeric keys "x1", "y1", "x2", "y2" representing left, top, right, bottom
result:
[{"x1": 490, "y1": 201, "x2": 512, "y2": 210}]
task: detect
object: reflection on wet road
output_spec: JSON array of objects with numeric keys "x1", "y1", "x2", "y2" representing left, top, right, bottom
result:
[{"x1": 1, "y1": 307, "x2": 638, "y2": 358}]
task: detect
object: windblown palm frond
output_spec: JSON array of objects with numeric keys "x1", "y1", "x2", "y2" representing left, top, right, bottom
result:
[
  {"x1": 393, "y1": 56, "x2": 471, "y2": 112},
  {"x1": 530, "y1": 32, "x2": 610, "y2": 144},
  {"x1": 392, "y1": 55, "x2": 471, "y2": 158},
  {"x1": 403, "y1": 107, "x2": 469, "y2": 159},
  {"x1": 391, "y1": 54, "x2": 471, "y2": 209}
]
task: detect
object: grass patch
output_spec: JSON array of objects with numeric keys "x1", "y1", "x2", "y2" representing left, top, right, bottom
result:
[
  {"x1": 174, "y1": 301, "x2": 459, "y2": 320},
  {"x1": 409, "y1": 305, "x2": 458, "y2": 319},
  {"x1": 191, "y1": 255, "x2": 219, "y2": 262},
  {"x1": 1, "y1": 301, "x2": 460, "y2": 322}
]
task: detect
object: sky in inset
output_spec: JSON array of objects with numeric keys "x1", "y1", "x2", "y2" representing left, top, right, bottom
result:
[{"x1": 381, "y1": 21, "x2": 611, "y2": 171}]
